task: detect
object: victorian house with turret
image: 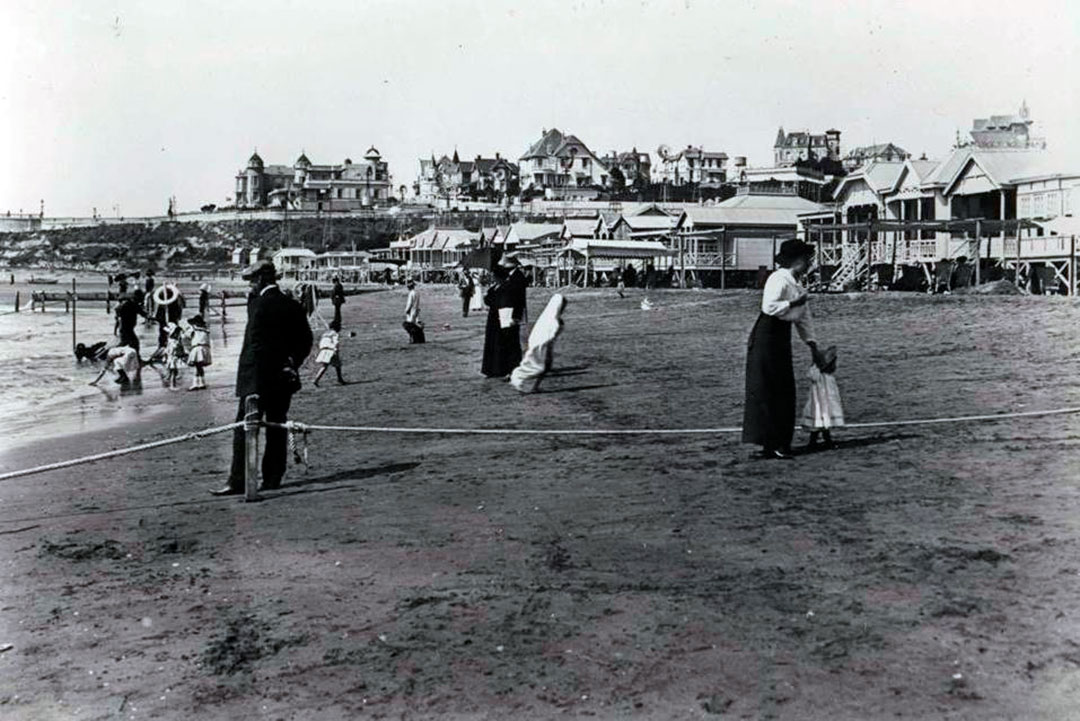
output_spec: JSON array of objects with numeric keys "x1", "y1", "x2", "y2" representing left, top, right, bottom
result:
[{"x1": 235, "y1": 148, "x2": 392, "y2": 210}]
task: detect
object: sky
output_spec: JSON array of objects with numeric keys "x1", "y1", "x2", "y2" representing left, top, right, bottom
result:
[{"x1": 1, "y1": 0, "x2": 1078, "y2": 217}]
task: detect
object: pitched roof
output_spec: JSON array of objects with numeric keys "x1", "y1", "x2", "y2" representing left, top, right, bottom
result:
[
  {"x1": 520, "y1": 128, "x2": 566, "y2": 160},
  {"x1": 562, "y1": 218, "x2": 600, "y2": 237},
  {"x1": 560, "y1": 239, "x2": 673, "y2": 258},
  {"x1": 846, "y1": 142, "x2": 908, "y2": 159},
  {"x1": 678, "y1": 194, "x2": 827, "y2": 228},
  {"x1": 617, "y1": 214, "x2": 678, "y2": 231},
  {"x1": 508, "y1": 222, "x2": 563, "y2": 242}
]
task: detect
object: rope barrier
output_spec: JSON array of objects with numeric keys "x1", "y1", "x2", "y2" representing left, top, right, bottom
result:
[
  {"x1": 267, "y1": 405, "x2": 1080, "y2": 437},
  {"x1": 0, "y1": 421, "x2": 242, "y2": 482},
  {"x1": 1, "y1": 406, "x2": 1077, "y2": 484}
]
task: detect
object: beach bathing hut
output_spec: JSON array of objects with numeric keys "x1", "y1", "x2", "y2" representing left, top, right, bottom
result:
[
  {"x1": 272, "y1": 248, "x2": 318, "y2": 279},
  {"x1": 673, "y1": 190, "x2": 828, "y2": 286}
]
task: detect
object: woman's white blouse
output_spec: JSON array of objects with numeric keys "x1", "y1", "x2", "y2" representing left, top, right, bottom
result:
[{"x1": 761, "y1": 268, "x2": 816, "y2": 344}]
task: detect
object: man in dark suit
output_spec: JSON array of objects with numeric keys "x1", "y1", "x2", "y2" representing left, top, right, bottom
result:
[{"x1": 212, "y1": 260, "x2": 313, "y2": 496}]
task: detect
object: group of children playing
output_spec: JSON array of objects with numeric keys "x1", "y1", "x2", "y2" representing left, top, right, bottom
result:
[{"x1": 83, "y1": 312, "x2": 214, "y2": 390}]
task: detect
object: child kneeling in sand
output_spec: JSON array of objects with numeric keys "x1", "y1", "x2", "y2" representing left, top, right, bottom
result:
[
  {"x1": 802, "y1": 345, "x2": 844, "y2": 449},
  {"x1": 89, "y1": 344, "x2": 141, "y2": 387}
]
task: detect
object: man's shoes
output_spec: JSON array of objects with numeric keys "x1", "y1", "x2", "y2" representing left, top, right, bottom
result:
[
  {"x1": 259, "y1": 481, "x2": 281, "y2": 491},
  {"x1": 210, "y1": 485, "x2": 243, "y2": 496}
]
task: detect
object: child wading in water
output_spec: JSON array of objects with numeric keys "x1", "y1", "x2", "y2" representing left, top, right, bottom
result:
[
  {"x1": 164, "y1": 323, "x2": 187, "y2": 389},
  {"x1": 802, "y1": 344, "x2": 844, "y2": 449},
  {"x1": 313, "y1": 319, "x2": 347, "y2": 386},
  {"x1": 185, "y1": 314, "x2": 212, "y2": 390}
]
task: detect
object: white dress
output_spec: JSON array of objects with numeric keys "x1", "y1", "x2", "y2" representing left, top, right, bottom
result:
[
  {"x1": 315, "y1": 330, "x2": 340, "y2": 364},
  {"x1": 107, "y1": 346, "x2": 140, "y2": 378},
  {"x1": 510, "y1": 294, "x2": 565, "y2": 393},
  {"x1": 186, "y1": 327, "x2": 212, "y2": 366},
  {"x1": 469, "y1": 275, "x2": 485, "y2": 311},
  {"x1": 801, "y1": 365, "x2": 845, "y2": 430}
]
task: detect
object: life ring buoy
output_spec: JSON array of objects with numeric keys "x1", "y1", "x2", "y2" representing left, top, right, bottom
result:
[{"x1": 153, "y1": 284, "x2": 180, "y2": 306}]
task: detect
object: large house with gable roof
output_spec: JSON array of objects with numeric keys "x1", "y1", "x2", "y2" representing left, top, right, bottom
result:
[{"x1": 518, "y1": 128, "x2": 610, "y2": 198}]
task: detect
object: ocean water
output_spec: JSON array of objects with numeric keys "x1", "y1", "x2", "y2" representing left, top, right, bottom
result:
[{"x1": 0, "y1": 273, "x2": 249, "y2": 447}]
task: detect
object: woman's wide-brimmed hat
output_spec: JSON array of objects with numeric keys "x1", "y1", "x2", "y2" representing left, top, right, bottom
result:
[
  {"x1": 498, "y1": 252, "x2": 521, "y2": 268},
  {"x1": 774, "y1": 238, "x2": 816, "y2": 266}
]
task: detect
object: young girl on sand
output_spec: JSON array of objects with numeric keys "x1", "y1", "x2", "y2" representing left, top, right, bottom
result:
[
  {"x1": 313, "y1": 319, "x2": 347, "y2": 386},
  {"x1": 802, "y1": 344, "x2": 844, "y2": 449},
  {"x1": 164, "y1": 323, "x2": 186, "y2": 390},
  {"x1": 185, "y1": 314, "x2": 212, "y2": 391}
]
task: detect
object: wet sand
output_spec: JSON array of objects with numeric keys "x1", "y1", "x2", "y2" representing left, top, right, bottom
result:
[{"x1": 2, "y1": 287, "x2": 1080, "y2": 720}]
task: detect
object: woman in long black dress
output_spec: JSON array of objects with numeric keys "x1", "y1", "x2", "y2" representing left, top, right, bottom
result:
[
  {"x1": 743, "y1": 239, "x2": 821, "y2": 459},
  {"x1": 481, "y1": 254, "x2": 527, "y2": 378}
]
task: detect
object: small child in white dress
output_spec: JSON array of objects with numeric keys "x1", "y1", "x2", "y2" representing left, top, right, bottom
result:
[
  {"x1": 802, "y1": 344, "x2": 844, "y2": 449},
  {"x1": 164, "y1": 323, "x2": 186, "y2": 390},
  {"x1": 185, "y1": 314, "x2": 212, "y2": 391},
  {"x1": 313, "y1": 319, "x2": 346, "y2": 386}
]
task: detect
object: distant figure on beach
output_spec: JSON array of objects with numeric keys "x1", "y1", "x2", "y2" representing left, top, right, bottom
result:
[
  {"x1": 114, "y1": 292, "x2": 144, "y2": 351},
  {"x1": 331, "y1": 276, "x2": 346, "y2": 327},
  {"x1": 144, "y1": 270, "x2": 156, "y2": 317},
  {"x1": 74, "y1": 341, "x2": 109, "y2": 363},
  {"x1": 153, "y1": 284, "x2": 185, "y2": 348},
  {"x1": 510, "y1": 294, "x2": 566, "y2": 393},
  {"x1": 313, "y1": 319, "x2": 346, "y2": 386},
  {"x1": 185, "y1": 314, "x2": 212, "y2": 391},
  {"x1": 402, "y1": 280, "x2": 425, "y2": 344},
  {"x1": 198, "y1": 283, "x2": 211, "y2": 317},
  {"x1": 743, "y1": 239, "x2": 822, "y2": 460},
  {"x1": 469, "y1": 272, "x2": 485, "y2": 314},
  {"x1": 802, "y1": 345, "x2": 844, "y2": 450},
  {"x1": 458, "y1": 270, "x2": 476, "y2": 318},
  {"x1": 214, "y1": 260, "x2": 312, "y2": 496},
  {"x1": 481, "y1": 254, "x2": 527, "y2": 378},
  {"x1": 163, "y1": 323, "x2": 186, "y2": 390}
]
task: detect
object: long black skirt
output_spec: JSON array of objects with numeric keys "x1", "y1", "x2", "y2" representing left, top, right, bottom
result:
[
  {"x1": 481, "y1": 308, "x2": 522, "y2": 377},
  {"x1": 742, "y1": 313, "x2": 796, "y2": 450}
]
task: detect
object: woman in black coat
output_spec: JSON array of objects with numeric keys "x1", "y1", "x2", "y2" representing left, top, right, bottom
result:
[
  {"x1": 481, "y1": 255, "x2": 527, "y2": 378},
  {"x1": 742, "y1": 239, "x2": 821, "y2": 459}
]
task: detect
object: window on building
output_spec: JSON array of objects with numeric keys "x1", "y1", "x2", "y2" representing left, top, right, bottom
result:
[
  {"x1": 1066, "y1": 189, "x2": 1074, "y2": 216},
  {"x1": 1046, "y1": 191, "x2": 1059, "y2": 216},
  {"x1": 1034, "y1": 193, "x2": 1046, "y2": 216},
  {"x1": 1020, "y1": 195, "x2": 1031, "y2": 217}
]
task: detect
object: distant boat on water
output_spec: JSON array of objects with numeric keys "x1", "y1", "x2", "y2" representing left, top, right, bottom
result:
[{"x1": 28, "y1": 276, "x2": 60, "y2": 285}]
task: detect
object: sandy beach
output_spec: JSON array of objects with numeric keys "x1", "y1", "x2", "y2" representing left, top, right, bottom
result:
[{"x1": 2, "y1": 286, "x2": 1080, "y2": 720}]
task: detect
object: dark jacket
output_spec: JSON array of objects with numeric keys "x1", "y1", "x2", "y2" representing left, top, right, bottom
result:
[
  {"x1": 504, "y1": 268, "x2": 527, "y2": 323},
  {"x1": 235, "y1": 285, "x2": 313, "y2": 398}
]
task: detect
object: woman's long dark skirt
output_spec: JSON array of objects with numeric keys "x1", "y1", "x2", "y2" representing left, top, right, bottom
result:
[
  {"x1": 481, "y1": 308, "x2": 522, "y2": 377},
  {"x1": 742, "y1": 313, "x2": 796, "y2": 450}
]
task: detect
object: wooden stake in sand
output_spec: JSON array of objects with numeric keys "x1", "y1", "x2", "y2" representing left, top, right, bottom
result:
[
  {"x1": 244, "y1": 394, "x2": 261, "y2": 502},
  {"x1": 71, "y1": 278, "x2": 77, "y2": 352}
]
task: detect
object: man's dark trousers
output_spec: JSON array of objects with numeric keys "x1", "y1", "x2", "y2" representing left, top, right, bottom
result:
[{"x1": 228, "y1": 392, "x2": 293, "y2": 490}]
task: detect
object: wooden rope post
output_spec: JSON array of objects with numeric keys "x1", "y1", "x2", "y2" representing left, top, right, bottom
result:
[
  {"x1": 974, "y1": 220, "x2": 981, "y2": 286},
  {"x1": 105, "y1": 290, "x2": 111, "y2": 315},
  {"x1": 244, "y1": 394, "x2": 261, "y2": 502},
  {"x1": 1071, "y1": 235, "x2": 1077, "y2": 297},
  {"x1": 13, "y1": 291, "x2": 19, "y2": 313},
  {"x1": 71, "y1": 279, "x2": 77, "y2": 351}
]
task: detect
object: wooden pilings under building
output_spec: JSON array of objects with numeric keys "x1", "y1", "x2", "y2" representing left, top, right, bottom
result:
[{"x1": 800, "y1": 217, "x2": 1077, "y2": 294}]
